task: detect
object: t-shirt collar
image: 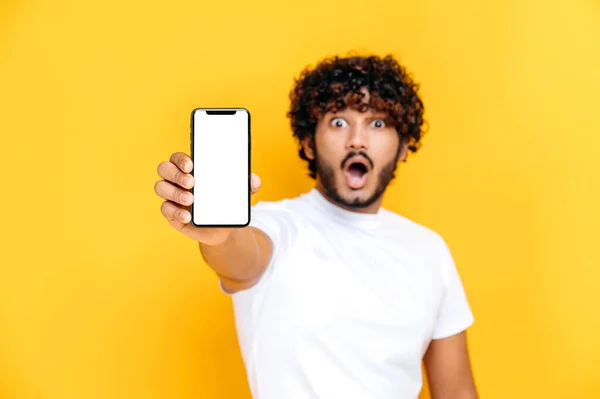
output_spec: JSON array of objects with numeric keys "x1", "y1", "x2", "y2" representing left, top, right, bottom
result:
[{"x1": 306, "y1": 188, "x2": 382, "y2": 229}]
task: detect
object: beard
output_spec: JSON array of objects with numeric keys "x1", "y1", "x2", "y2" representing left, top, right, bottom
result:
[{"x1": 315, "y1": 148, "x2": 401, "y2": 210}]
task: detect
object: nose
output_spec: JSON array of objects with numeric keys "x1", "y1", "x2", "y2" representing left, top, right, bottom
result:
[{"x1": 346, "y1": 125, "x2": 368, "y2": 150}]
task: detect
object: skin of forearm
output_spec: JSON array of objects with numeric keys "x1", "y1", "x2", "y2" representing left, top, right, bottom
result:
[{"x1": 198, "y1": 227, "x2": 271, "y2": 283}]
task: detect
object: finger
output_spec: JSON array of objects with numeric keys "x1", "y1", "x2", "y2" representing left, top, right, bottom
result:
[
  {"x1": 250, "y1": 173, "x2": 261, "y2": 195},
  {"x1": 157, "y1": 161, "x2": 194, "y2": 189},
  {"x1": 161, "y1": 200, "x2": 191, "y2": 224},
  {"x1": 170, "y1": 152, "x2": 193, "y2": 174},
  {"x1": 154, "y1": 180, "x2": 194, "y2": 206}
]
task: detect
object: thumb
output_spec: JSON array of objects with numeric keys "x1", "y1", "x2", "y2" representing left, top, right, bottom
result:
[{"x1": 250, "y1": 173, "x2": 261, "y2": 195}]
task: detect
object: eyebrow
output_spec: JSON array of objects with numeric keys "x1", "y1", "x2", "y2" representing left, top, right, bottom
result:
[
  {"x1": 329, "y1": 111, "x2": 388, "y2": 119},
  {"x1": 365, "y1": 114, "x2": 388, "y2": 120}
]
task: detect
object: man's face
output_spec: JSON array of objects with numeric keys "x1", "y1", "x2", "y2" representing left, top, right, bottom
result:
[{"x1": 302, "y1": 105, "x2": 408, "y2": 213}]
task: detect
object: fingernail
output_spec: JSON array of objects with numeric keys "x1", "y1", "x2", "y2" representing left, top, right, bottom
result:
[
  {"x1": 183, "y1": 161, "x2": 192, "y2": 172},
  {"x1": 181, "y1": 192, "x2": 193, "y2": 203},
  {"x1": 182, "y1": 177, "x2": 192, "y2": 187},
  {"x1": 180, "y1": 212, "x2": 189, "y2": 222}
]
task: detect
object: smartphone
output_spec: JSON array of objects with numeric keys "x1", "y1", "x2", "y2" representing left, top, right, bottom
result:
[{"x1": 189, "y1": 108, "x2": 250, "y2": 227}]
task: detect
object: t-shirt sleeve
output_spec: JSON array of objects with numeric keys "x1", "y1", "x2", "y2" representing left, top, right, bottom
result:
[
  {"x1": 431, "y1": 237, "x2": 475, "y2": 340},
  {"x1": 218, "y1": 200, "x2": 298, "y2": 295}
]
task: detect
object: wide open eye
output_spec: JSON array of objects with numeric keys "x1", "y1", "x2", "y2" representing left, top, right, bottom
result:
[
  {"x1": 371, "y1": 119, "x2": 386, "y2": 128},
  {"x1": 331, "y1": 117, "x2": 348, "y2": 128}
]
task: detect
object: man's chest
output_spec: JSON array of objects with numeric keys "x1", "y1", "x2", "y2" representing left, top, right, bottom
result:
[{"x1": 261, "y1": 231, "x2": 445, "y2": 352}]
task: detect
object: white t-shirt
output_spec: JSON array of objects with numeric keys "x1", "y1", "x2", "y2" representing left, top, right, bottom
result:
[{"x1": 226, "y1": 189, "x2": 474, "y2": 399}]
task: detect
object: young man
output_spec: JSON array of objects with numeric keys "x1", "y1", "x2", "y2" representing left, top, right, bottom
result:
[{"x1": 154, "y1": 54, "x2": 478, "y2": 399}]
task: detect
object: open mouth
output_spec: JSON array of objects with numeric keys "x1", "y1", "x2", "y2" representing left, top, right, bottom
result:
[{"x1": 344, "y1": 158, "x2": 370, "y2": 189}]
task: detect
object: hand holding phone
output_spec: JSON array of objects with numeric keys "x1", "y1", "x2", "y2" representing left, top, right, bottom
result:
[
  {"x1": 155, "y1": 153, "x2": 261, "y2": 245},
  {"x1": 154, "y1": 108, "x2": 256, "y2": 246}
]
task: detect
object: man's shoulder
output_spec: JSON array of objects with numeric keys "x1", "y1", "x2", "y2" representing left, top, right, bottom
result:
[
  {"x1": 379, "y1": 208, "x2": 447, "y2": 247},
  {"x1": 252, "y1": 195, "x2": 299, "y2": 211},
  {"x1": 252, "y1": 191, "x2": 311, "y2": 212},
  {"x1": 379, "y1": 210, "x2": 455, "y2": 277},
  {"x1": 248, "y1": 194, "x2": 310, "y2": 247},
  {"x1": 250, "y1": 193, "x2": 309, "y2": 224}
]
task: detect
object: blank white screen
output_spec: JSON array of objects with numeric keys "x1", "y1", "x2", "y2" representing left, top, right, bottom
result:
[{"x1": 191, "y1": 109, "x2": 249, "y2": 226}]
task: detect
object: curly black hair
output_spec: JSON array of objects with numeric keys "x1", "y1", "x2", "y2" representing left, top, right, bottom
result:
[{"x1": 287, "y1": 54, "x2": 427, "y2": 179}]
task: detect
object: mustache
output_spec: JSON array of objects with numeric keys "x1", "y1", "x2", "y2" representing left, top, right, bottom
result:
[{"x1": 341, "y1": 150, "x2": 374, "y2": 169}]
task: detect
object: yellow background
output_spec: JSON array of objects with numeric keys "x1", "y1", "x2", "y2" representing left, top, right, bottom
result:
[{"x1": 1, "y1": 0, "x2": 599, "y2": 398}]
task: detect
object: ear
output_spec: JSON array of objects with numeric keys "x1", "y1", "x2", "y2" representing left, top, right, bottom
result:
[
  {"x1": 301, "y1": 136, "x2": 315, "y2": 160},
  {"x1": 398, "y1": 136, "x2": 410, "y2": 162}
]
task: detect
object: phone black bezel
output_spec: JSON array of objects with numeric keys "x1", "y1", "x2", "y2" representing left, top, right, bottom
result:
[{"x1": 189, "y1": 107, "x2": 251, "y2": 228}]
